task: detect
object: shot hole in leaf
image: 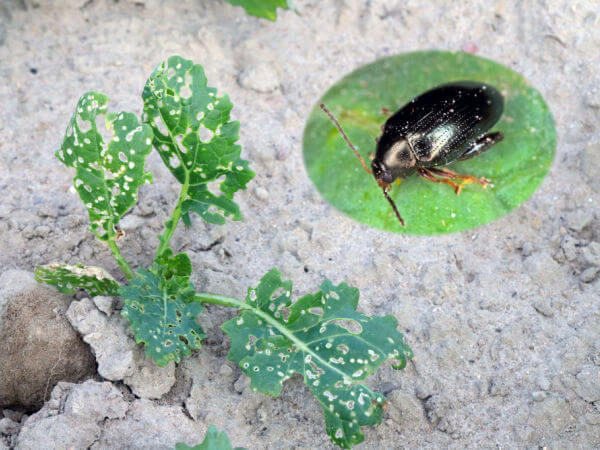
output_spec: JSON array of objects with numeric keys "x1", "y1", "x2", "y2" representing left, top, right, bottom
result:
[{"x1": 330, "y1": 319, "x2": 362, "y2": 334}]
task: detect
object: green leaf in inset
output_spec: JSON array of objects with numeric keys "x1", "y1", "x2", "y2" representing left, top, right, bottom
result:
[
  {"x1": 303, "y1": 50, "x2": 556, "y2": 234},
  {"x1": 57, "y1": 92, "x2": 153, "y2": 240},
  {"x1": 142, "y1": 56, "x2": 254, "y2": 227},
  {"x1": 222, "y1": 269, "x2": 413, "y2": 449},
  {"x1": 120, "y1": 263, "x2": 205, "y2": 367},
  {"x1": 35, "y1": 263, "x2": 120, "y2": 297},
  {"x1": 222, "y1": 0, "x2": 293, "y2": 21},
  {"x1": 175, "y1": 425, "x2": 246, "y2": 450}
]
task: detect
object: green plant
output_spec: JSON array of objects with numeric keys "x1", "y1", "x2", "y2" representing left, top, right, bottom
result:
[
  {"x1": 36, "y1": 56, "x2": 412, "y2": 449},
  {"x1": 222, "y1": 0, "x2": 295, "y2": 21},
  {"x1": 176, "y1": 425, "x2": 246, "y2": 450}
]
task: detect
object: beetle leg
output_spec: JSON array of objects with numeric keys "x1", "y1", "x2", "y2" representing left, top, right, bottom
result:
[
  {"x1": 428, "y1": 167, "x2": 490, "y2": 189},
  {"x1": 417, "y1": 168, "x2": 462, "y2": 194},
  {"x1": 457, "y1": 132, "x2": 504, "y2": 161}
]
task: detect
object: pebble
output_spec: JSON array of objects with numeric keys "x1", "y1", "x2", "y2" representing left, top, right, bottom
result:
[
  {"x1": 584, "y1": 80, "x2": 600, "y2": 108},
  {"x1": 582, "y1": 140, "x2": 600, "y2": 190},
  {"x1": 521, "y1": 241, "x2": 533, "y2": 257},
  {"x1": 253, "y1": 186, "x2": 269, "y2": 201},
  {"x1": 532, "y1": 391, "x2": 546, "y2": 402},
  {"x1": 524, "y1": 253, "x2": 565, "y2": 287},
  {"x1": 579, "y1": 267, "x2": 598, "y2": 283},
  {"x1": 585, "y1": 412, "x2": 600, "y2": 425},
  {"x1": 238, "y1": 63, "x2": 280, "y2": 93},
  {"x1": 574, "y1": 366, "x2": 600, "y2": 402},
  {"x1": 532, "y1": 299, "x2": 554, "y2": 317},
  {"x1": 566, "y1": 210, "x2": 594, "y2": 233},
  {"x1": 582, "y1": 242, "x2": 600, "y2": 267},
  {"x1": 93, "y1": 296, "x2": 114, "y2": 315},
  {"x1": 536, "y1": 376, "x2": 551, "y2": 391}
]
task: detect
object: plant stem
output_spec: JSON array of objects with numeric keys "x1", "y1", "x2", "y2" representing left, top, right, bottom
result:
[
  {"x1": 193, "y1": 292, "x2": 247, "y2": 310},
  {"x1": 195, "y1": 292, "x2": 353, "y2": 381},
  {"x1": 107, "y1": 238, "x2": 135, "y2": 279},
  {"x1": 156, "y1": 172, "x2": 189, "y2": 258}
]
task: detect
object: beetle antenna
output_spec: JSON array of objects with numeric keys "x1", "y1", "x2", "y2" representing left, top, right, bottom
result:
[
  {"x1": 382, "y1": 187, "x2": 405, "y2": 226},
  {"x1": 319, "y1": 103, "x2": 372, "y2": 175}
]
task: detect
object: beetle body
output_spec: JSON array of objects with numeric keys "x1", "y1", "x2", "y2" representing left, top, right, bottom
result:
[
  {"x1": 372, "y1": 81, "x2": 504, "y2": 185},
  {"x1": 320, "y1": 81, "x2": 505, "y2": 226}
]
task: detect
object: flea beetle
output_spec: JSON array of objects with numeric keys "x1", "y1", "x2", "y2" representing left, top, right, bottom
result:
[{"x1": 320, "y1": 81, "x2": 505, "y2": 226}]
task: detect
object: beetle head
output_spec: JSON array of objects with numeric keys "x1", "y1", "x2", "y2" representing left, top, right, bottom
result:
[
  {"x1": 371, "y1": 161, "x2": 394, "y2": 185},
  {"x1": 374, "y1": 137, "x2": 417, "y2": 181}
]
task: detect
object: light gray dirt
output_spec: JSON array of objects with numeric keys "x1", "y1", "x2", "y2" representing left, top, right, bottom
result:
[{"x1": 0, "y1": 0, "x2": 599, "y2": 448}]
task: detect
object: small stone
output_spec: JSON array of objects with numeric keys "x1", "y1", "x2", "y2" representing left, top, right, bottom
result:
[
  {"x1": 582, "y1": 140, "x2": 600, "y2": 190},
  {"x1": 234, "y1": 374, "x2": 250, "y2": 394},
  {"x1": 532, "y1": 299, "x2": 554, "y2": 317},
  {"x1": 574, "y1": 366, "x2": 600, "y2": 402},
  {"x1": 253, "y1": 187, "x2": 269, "y2": 201},
  {"x1": 560, "y1": 235, "x2": 579, "y2": 261},
  {"x1": 524, "y1": 253, "x2": 565, "y2": 287},
  {"x1": 580, "y1": 267, "x2": 598, "y2": 283},
  {"x1": 2, "y1": 409, "x2": 23, "y2": 422},
  {"x1": 238, "y1": 63, "x2": 280, "y2": 93},
  {"x1": 33, "y1": 225, "x2": 51, "y2": 237},
  {"x1": 584, "y1": 80, "x2": 600, "y2": 108},
  {"x1": 387, "y1": 391, "x2": 425, "y2": 426},
  {"x1": 582, "y1": 242, "x2": 600, "y2": 267},
  {"x1": 379, "y1": 382, "x2": 398, "y2": 395},
  {"x1": 488, "y1": 377, "x2": 510, "y2": 397},
  {"x1": 585, "y1": 412, "x2": 600, "y2": 425},
  {"x1": 63, "y1": 380, "x2": 128, "y2": 421},
  {"x1": 521, "y1": 241, "x2": 533, "y2": 257},
  {"x1": 218, "y1": 364, "x2": 234, "y2": 377},
  {"x1": 37, "y1": 204, "x2": 58, "y2": 218},
  {"x1": 0, "y1": 417, "x2": 20, "y2": 434},
  {"x1": 93, "y1": 296, "x2": 114, "y2": 315},
  {"x1": 537, "y1": 376, "x2": 551, "y2": 391},
  {"x1": 532, "y1": 391, "x2": 546, "y2": 402},
  {"x1": 566, "y1": 210, "x2": 594, "y2": 233},
  {"x1": 119, "y1": 214, "x2": 145, "y2": 231},
  {"x1": 528, "y1": 395, "x2": 572, "y2": 434}
]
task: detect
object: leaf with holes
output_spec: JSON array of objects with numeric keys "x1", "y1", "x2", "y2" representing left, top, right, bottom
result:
[
  {"x1": 142, "y1": 56, "x2": 254, "y2": 227},
  {"x1": 35, "y1": 263, "x2": 120, "y2": 297},
  {"x1": 120, "y1": 263, "x2": 205, "y2": 366},
  {"x1": 57, "y1": 92, "x2": 153, "y2": 241},
  {"x1": 222, "y1": 269, "x2": 413, "y2": 449},
  {"x1": 175, "y1": 425, "x2": 246, "y2": 450},
  {"x1": 222, "y1": 0, "x2": 294, "y2": 21}
]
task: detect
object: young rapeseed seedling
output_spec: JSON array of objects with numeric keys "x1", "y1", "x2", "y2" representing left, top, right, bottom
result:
[{"x1": 36, "y1": 56, "x2": 413, "y2": 449}]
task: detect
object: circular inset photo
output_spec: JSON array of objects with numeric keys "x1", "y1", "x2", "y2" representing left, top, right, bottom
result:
[{"x1": 303, "y1": 50, "x2": 556, "y2": 235}]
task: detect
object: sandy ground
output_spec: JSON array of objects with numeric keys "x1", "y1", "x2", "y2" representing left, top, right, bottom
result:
[{"x1": 1, "y1": 0, "x2": 599, "y2": 448}]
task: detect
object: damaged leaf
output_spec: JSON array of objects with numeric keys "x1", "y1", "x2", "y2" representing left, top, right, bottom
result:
[
  {"x1": 222, "y1": 0, "x2": 294, "y2": 21},
  {"x1": 35, "y1": 263, "x2": 120, "y2": 297},
  {"x1": 142, "y1": 56, "x2": 254, "y2": 227},
  {"x1": 222, "y1": 269, "x2": 413, "y2": 448},
  {"x1": 176, "y1": 425, "x2": 246, "y2": 450},
  {"x1": 120, "y1": 262, "x2": 205, "y2": 366},
  {"x1": 57, "y1": 92, "x2": 153, "y2": 241}
]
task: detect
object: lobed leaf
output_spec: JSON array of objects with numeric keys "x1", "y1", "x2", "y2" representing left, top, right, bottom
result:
[
  {"x1": 120, "y1": 262, "x2": 205, "y2": 367},
  {"x1": 222, "y1": 269, "x2": 413, "y2": 448},
  {"x1": 35, "y1": 263, "x2": 120, "y2": 297},
  {"x1": 57, "y1": 92, "x2": 153, "y2": 240},
  {"x1": 142, "y1": 56, "x2": 254, "y2": 227},
  {"x1": 222, "y1": 0, "x2": 294, "y2": 21},
  {"x1": 175, "y1": 425, "x2": 246, "y2": 450}
]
